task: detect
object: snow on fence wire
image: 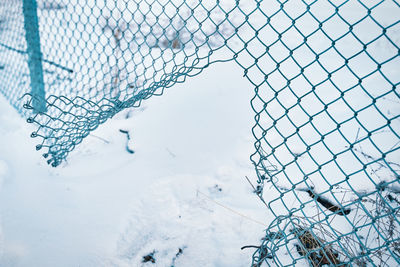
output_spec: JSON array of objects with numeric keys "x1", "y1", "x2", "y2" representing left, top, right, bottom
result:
[{"x1": 0, "y1": 0, "x2": 399, "y2": 265}]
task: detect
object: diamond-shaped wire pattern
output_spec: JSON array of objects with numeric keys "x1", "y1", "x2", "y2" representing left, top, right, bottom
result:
[{"x1": 0, "y1": 0, "x2": 399, "y2": 266}]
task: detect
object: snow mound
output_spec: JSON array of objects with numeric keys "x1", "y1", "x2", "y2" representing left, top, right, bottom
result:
[{"x1": 113, "y1": 174, "x2": 265, "y2": 267}]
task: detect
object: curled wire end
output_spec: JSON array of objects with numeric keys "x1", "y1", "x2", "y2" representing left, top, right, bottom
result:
[
  {"x1": 23, "y1": 103, "x2": 33, "y2": 109},
  {"x1": 18, "y1": 93, "x2": 33, "y2": 101},
  {"x1": 242, "y1": 245, "x2": 273, "y2": 260},
  {"x1": 241, "y1": 245, "x2": 260, "y2": 250}
]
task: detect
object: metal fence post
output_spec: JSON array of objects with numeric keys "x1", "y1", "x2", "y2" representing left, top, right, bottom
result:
[{"x1": 22, "y1": 0, "x2": 46, "y2": 112}]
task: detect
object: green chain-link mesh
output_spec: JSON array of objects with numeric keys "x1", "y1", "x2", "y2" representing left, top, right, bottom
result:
[{"x1": 1, "y1": 0, "x2": 399, "y2": 266}]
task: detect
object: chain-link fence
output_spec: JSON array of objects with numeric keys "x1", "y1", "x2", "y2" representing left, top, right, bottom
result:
[{"x1": 1, "y1": 0, "x2": 399, "y2": 266}]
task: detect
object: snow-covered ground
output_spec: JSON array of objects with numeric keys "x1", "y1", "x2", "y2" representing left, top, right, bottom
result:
[
  {"x1": 1, "y1": 0, "x2": 399, "y2": 266},
  {"x1": 0, "y1": 62, "x2": 270, "y2": 266}
]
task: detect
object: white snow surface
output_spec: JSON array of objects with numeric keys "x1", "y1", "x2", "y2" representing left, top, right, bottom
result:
[
  {"x1": 0, "y1": 0, "x2": 399, "y2": 266},
  {"x1": 0, "y1": 62, "x2": 268, "y2": 266}
]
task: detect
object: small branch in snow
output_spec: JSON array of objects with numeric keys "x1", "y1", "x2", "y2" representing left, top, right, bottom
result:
[
  {"x1": 89, "y1": 134, "x2": 110, "y2": 144},
  {"x1": 171, "y1": 246, "x2": 186, "y2": 266},
  {"x1": 142, "y1": 250, "x2": 156, "y2": 263},
  {"x1": 124, "y1": 109, "x2": 133, "y2": 119},
  {"x1": 119, "y1": 129, "x2": 134, "y2": 154},
  {"x1": 298, "y1": 187, "x2": 351, "y2": 216},
  {"x1": 241, "y1": 245, "x2": 261, "y2": 250},
  {"x1": 166, "y1": 148, "x2": 176, "y2": 158},
  {"x1": 388, "y1": 194, "x2": 400, "y2": 205}
]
